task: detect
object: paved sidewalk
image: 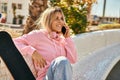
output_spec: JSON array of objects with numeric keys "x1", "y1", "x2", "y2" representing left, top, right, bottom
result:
[
  {"x1": 0, "y1": 57, "x2": 14, "y2": 80},
  {"x1": 86, "y1": 25, "x2": 99, "y2": 31}
]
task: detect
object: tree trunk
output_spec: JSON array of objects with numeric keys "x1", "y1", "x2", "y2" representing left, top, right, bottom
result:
[{"x1": 23, "y1": 0, "x2": 48, "y2": 34}]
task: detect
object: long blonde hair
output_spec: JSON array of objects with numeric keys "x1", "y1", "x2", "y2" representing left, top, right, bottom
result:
[{"x1": 36, "y1": 6, "x2": 66, "y2": 31}]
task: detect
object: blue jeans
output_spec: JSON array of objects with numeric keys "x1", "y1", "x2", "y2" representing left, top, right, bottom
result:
[{"x1": 43, "y1": 56, "x2": 72, "y2": 80}]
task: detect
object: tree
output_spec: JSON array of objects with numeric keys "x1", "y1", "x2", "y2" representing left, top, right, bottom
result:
[{"x1": 23, "y1": 0, "x2": 48, "y2": 34}]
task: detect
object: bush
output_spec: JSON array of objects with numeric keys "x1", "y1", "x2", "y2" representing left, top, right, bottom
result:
[
  {"x1": 61, "y1": 6, "x2": 87, "y2": 34},
  {"x1": 98, "y1": 24, "x2": 120, "y2": 30}
]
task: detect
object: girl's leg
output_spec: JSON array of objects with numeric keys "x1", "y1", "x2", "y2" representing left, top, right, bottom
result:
[{"x1": 44, "y1": 56, "x2": 72, "y2": 80}]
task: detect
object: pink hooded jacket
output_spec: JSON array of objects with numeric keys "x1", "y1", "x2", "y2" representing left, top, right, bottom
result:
[{"x1": 13, "y1": 29, "x2": 77, "y2": 80}]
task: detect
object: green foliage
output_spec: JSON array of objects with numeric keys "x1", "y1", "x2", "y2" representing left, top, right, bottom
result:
[
  {"x1": 49, "y1": 1, "x2": 88, "y2": 34},
  {"x1": 62, "y1": 6, "x2": 87, "y2": 34}
]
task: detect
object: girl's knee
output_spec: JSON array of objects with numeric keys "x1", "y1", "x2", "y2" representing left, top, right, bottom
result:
[{"x1": 54, "y1": 56, "x2": 70, "y2": 66}]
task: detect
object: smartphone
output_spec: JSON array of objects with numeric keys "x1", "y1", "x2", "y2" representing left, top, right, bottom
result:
[{"x1": 62, "y1": 26, "x2": 66, "y2": 34}]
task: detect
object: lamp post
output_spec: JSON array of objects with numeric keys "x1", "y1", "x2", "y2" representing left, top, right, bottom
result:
[
  {"x1": 103, "y1": 0, "x2": 106, "y2": 17},
  {"x1": 102, "y1": 0, "x2": 106, "y2": 22},
  {"x1": 119, "y1": 8, "x2": 120, "y2": 23}
]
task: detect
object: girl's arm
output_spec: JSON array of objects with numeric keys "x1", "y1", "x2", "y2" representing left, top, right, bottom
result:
[{"x1": 13, "y1": 33, "x2": 36, "y2": 56}]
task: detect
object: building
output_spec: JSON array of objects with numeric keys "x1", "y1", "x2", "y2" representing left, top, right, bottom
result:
[{"x1": 0, "y1": 0, "x2": 29, "y2": 24}]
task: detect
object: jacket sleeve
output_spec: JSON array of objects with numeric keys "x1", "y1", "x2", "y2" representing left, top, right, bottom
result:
[
  {"x1": 13, "y1": 33, "x2": 36, "y2": 57},
  {"x1": 64, "y1": 37, "x2": 77, "y2": 64}
]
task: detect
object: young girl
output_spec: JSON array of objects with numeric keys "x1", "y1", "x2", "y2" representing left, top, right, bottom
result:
[{"x1": 14, "y1": 6, "x2": 77, "y2": 80}]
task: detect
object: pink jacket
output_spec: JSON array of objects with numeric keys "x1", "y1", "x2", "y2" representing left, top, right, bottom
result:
[{"x1": 13, "y1": 29, "x2": 77, "y2": 80}]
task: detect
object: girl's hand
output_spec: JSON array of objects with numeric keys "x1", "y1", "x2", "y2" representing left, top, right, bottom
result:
[
  {"x1": 63, "y1": 25, "x2": 70, "y2": 38},
  {"x1": 32, "y1": 51, "x2": 47, "y2": 68}
]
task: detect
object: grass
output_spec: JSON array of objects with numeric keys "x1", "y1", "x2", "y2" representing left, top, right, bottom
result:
[{"x1": 98, "y1": 23, "x2": 120, "y2": 30}]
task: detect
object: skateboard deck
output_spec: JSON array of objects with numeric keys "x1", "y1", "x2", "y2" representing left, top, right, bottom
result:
[{"x1": 0, "y1": 31, "x2": 35, "y2": 80}]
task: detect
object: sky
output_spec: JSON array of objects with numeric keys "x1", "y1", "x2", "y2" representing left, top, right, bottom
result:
[{"x1": 91, "y1": 0, "x2": 120, "y2": 17}]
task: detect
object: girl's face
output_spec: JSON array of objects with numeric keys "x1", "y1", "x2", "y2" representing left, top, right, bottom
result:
[{"x1": 51, "y1": 12, "x2": 64, "y2": 33}]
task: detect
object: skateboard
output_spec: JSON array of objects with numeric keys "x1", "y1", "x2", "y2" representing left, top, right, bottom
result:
[{"x1": 0, "y1": 31, "x2": 35, "y2": 80}]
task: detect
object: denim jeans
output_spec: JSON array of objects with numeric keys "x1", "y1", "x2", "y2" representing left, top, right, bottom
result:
[{"x1": 43, "y1": 56, "x2": 72, "y2": 80}]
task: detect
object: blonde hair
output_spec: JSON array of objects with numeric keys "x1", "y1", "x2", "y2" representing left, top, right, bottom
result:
[{"x1": 36, "y1": 6, "x2": 66, "y2": 31}]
